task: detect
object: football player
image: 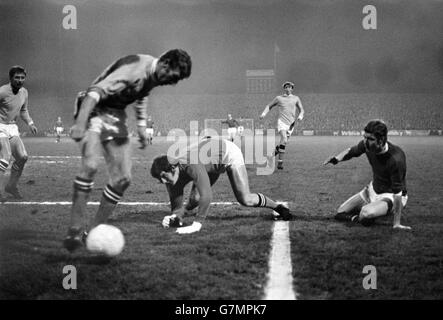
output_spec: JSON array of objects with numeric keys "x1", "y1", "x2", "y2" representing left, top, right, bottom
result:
[
  {"x1": 63, "y1": 49, "x2": 192, "y2": 252},
  {"x1": 324, "y1": 119, "x2": 410, "y2": 230},
  {"x1": 0, "y1": 66, "x2": 38, "y2": 201},
  {"x1": 151, "y1": 137, "x2": 293, "y2": 234},
  {"x1": 260, "y1": 81, "x2": 304, "y2": 170}
]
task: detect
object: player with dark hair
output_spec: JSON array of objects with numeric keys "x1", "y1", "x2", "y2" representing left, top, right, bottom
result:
[
  {"x1": 221, "y1": 114, "x2": 239, "y2": 142},
  {"x1": 0, "y1": 65, "x2": 38, "y2": 201},
  {"x1": 151, "y1": 137, "x2": 293, "y2": 234},
  {"x1": 260, "y1": 81, "x2": 304, "y2": 170},
  {"x1": 324, "y1": 119, "x2": 410, "y2": 230},
  {"x1": 63, "y1": 49, "x2": 192, "y2": 252}
]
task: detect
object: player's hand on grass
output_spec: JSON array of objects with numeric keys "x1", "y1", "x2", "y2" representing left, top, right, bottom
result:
[
  {"x1": 29, "y1": 124, "x2": 38, "y2": 135},
  {"x1": 176, "y1": 221, "x2": 202, "y2": 234},
  {"x1": 323, "y1": 156, "x2": 338, "y2": 166},
  {"x1": 393, "y1": 224, "x2": 412, "y2": 230},
  {"x1": 70, "y1": 124, "x2": 85, "y2": 142}
]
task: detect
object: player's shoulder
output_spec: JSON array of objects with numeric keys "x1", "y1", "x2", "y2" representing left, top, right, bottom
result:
[
  {"x1": 388, "y1": 142, "x2": 406, "y2": 160},
  {"x1": 0, "y1": 84, "x2": 10, "y2": 95}
]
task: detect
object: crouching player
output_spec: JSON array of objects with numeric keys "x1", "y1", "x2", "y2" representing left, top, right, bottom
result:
[
  {"x1": 150, "y1": 137, "x2": 293, "y2": 234},
  {"x1": 324, "y1": 120, "x2": 410, "y2": 230}
]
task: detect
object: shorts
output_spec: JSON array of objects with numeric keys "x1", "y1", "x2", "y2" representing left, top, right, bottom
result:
[
  {"x1": 359, "y1": 181, "x2": 408, "y2": 212},
  {"x1": 146, "y1": 128, "x2": 154, "y2": 135},
  {"x1": 277, "y1": 119, "x2": 291, "y2": 132},
  {"x1": 56, "y1": 127, "x2": 64, "y2": 134},
  {"x1": 88, "y1": 108, "x2": 128, "y2": 141},
  {"x1": 0, "y1": 123, "x2": 20, "y2": 139},
  {"x1": 222, "y1": 139, "x2": 245, "y2": 169},
  {"x1": 227, "y1": 127, "x2": 237, "y2": 136}
]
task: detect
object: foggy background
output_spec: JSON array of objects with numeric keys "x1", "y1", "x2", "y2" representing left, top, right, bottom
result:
[{"x1": 0, "y1": 0, "x2": 442, "y2": 131}]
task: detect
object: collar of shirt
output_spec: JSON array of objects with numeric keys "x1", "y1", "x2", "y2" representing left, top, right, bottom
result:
[
  {"x1": 377, "y1": 143, "x2": 389, "y2": 155},
  {"x1": 150, "y1": 58, "x2": 158, "y2": 76}
]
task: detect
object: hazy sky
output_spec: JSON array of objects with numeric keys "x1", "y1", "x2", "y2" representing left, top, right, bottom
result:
[{"x1": 1, "y1": 0, "x2": 442, "y2": 94}]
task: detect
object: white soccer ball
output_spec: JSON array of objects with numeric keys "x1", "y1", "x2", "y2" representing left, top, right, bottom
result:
[{"x1": 86, "y1": 224, "x2": 125, "y2": 257}]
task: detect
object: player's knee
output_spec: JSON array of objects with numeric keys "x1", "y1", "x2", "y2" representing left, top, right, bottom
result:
[
  {"x1": 359, "y1": 206, "x2": 377, "y2": 220},
  {"x1": 17, "y1": 154, "x2": 28, "y2": 164},
  {"x1": 82, "y1": 161, "x2": 99, "y2": 177},
  {"x1": 114, "y1": 174, "x2": 131, "y2": 191}
]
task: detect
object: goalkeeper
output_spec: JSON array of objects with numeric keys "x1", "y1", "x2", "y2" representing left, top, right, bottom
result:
[{"x1": 150, "y1": 137, "x2": 293, "y2": 234}]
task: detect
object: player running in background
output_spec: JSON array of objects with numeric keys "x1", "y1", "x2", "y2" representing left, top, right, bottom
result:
[
  {"x1": 260, "y1": 81, "x2": 304, "y2": 170},
  {"x1": 150, "y1": 137, "x2": 293, "y2": 234},
  {"x1": 324, "y1": 120, "x2": 410, "y2": 230},
  {"x1": 63, "y1": 49, "x2": 192, "y2": 252},
  {"x1": 0, "y1": 66, "x2": 38, "y2": 201},
  {"x1": 145, "y1": 115, "x2": 154, "y2": 145},
  {"x1": 221, "y1": 114, "x2": 239, "y2": 142},
  {"x1": 54, "y1": 116, "x2": 64, "y2": 143}
]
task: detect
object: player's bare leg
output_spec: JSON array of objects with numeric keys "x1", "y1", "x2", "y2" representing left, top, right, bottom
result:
[
  {"x1": 64, "y1": 131, "x2": 101, "y2": 252},
  {"x1": 226, "y1": 165, "x2": 293, "y2": 220},
  {"x1": 93, "y1": 137, "x2": 132, "y2": 227},
  {"x1": 5, "y1": 136, "x2": 28, "y2": 199},
  {"x1": 334, "y1": 193, "x2": 366, "y2": 222},
  {"x1": 0, "y1": 137, "x2": 11, "y2": 201},
  {"x1": 358, "y1": 200, "x2": 390, "y2": 226},
  {"x1": 275, "y1": 130, "x2": 288, "y2": 170}
]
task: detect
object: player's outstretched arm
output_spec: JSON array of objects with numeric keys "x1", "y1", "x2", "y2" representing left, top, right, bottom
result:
[
  {"x1": 323, "y1": 147, "x2": 352, "y2": 165},
  {"x1": 392, "y1": 194, "x2": 411, "y2": 230}
]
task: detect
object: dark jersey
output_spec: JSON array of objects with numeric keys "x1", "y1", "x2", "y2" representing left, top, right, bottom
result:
[
  {"x1": 347, "y1": 140, "x2": 407, "y2": 195},
  {"x1": 55, "y1": 120, "x2": 63, "y2": 127},
  {"x1": 222, "y1": 119, "x2": 238, "y2": 128}
]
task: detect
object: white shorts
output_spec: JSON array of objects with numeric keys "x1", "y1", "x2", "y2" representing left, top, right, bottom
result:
[
  {"x1": 0, "y1": 123, "x2": 20, "y2": 139},
  {"x1": 359, "y1": 182, "x2": 408, "y2": 211},
  {"x1": 277, "y1": 119, "x2": 291, "y2": 132},
  {"x1": 222, "y1": 139, "x2": 245, "y2": 168},
  {"x1": 146, "y1": 128, "x2": 154, "y2": 135},
  {"x1": 56, "y1": 127, "x2": 64, "y2": 134},
  {"x1": 227, "y1": 127, "x2": 237, "y2": 136},
  {"x1": 88, "y1": 109, "x2": 128, "y2": 141}
]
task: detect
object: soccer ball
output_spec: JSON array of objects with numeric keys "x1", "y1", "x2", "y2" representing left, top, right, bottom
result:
[{"x1": 86, "y1": 224, "x2": 125, "y2": 257}]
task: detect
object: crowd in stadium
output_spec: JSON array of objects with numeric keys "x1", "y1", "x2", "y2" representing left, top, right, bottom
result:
[{"x1": 23, "y1": 93, "x2": 443, "y2": 136}]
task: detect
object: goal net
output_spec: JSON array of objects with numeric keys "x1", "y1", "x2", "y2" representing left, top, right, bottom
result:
[{"x1": 203, "y1": 118, "x2": 255, "y2": 137}]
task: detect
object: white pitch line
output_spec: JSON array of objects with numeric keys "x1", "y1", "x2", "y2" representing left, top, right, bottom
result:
[
  {"x1": 264, "y1": 203, "x2": 297, "y2": 300},
  {"x1": 0, "y1": 201, "x2": 243, "y2": 206}
]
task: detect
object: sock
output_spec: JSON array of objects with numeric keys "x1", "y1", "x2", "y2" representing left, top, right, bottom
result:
[
  {"x1": 70, "y1": 176, "x2": 94, "y2": 230},
  {"x1": 93, "y1": 184, "x2": 123, "y2": 226}
]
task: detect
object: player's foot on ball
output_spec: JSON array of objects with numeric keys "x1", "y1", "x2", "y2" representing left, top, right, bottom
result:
[
  {"x1": 273, "y1": 204, "x2": 293, "y2": 221},
  {"x1": 63, "y1": 227, "x2": 87, "y2": 253},
  {"x1": 169, "y1": 216, "x2": 183, "y2": 228},
  {"x1": 5, "y1": 185, "x2": 23, "y2": 199}
]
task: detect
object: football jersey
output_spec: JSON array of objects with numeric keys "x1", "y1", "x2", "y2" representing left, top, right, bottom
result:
[
  {"x1": 0, "y1": 84, "x2": 33, "y2": 125},
  {"x1": 268, "y1": 94, "x2": 300, "y2": 125},
  {"x1": 347, "y1": 140, "x2": 407, "y2": 195},
  {"x1": 222, "y1": 119, "x2": 238, "y2": 128}
]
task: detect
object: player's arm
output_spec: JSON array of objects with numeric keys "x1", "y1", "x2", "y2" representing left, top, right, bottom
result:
[
  {"x1": 390, "y1": 165, "x2": 411, "y2": 230},
  {"x1": 71, "y1": 91, "x2": 100, "y2": 141},
  {"x1": 296, "y1": 97, "x2": 305, "y2": 121},
  {"x1": 260, "y1": 98, "x2": 278, "y2": 119},
  {"x1": 134, "y1": 96, "x2": 148, "y2": 149},
  {"x1": 162, "y1": 183, "x2": 185, "y2": 228},
  {"x1": 324, "y1": 140, "x2": 365, "y2": 165},
  {"x1": 19, "y1": 92, "x2": 37, "y2": 134},
  {"x1": 176, "y1": 165, "x2": 212, "y2": 234}
]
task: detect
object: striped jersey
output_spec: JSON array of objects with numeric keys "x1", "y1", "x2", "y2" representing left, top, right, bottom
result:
[{"x1": 0, "y1": 83, "x2": 33, "y2": 125}]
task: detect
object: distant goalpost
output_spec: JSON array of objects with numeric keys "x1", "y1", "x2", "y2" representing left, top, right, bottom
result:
[{"x1": 203, "y1": 118, "x2": 255, "y2": 137}]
